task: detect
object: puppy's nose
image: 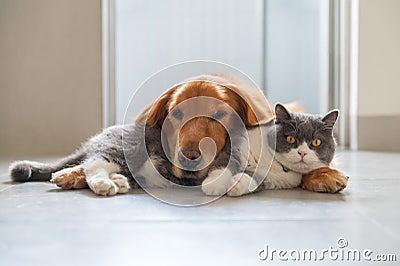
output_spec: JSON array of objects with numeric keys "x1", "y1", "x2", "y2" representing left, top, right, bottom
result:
[
  {"x1": 178, "y1": 148, "x2": 202, "y2": 169},
  {"x1": 181, "y1": 148, "x2": 201, "y2": 160}
]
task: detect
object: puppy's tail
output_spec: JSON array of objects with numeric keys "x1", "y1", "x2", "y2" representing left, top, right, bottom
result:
[{"x1": 9, "y1": 152, "x2": 85, "y2": 182}]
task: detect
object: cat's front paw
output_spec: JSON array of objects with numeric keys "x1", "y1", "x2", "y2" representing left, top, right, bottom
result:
[
  {"x1": 110, "y1": 173, "x2": 130, "y2": 193},
  {"x1": 51, "y1": 165, "x2": 88, "y2": 189},
  {"x1": 87, "y1": 176, "x2": 119, "y2": 196},
  {"x1": 227, "y1": 173, "x2": 258, "y2": 197},
  {"x1": 201, "y1": 168, "x2": 232, "y2": 196},
  {"x1": 302, "y1": 167, "x2": 348, "y2": 193}
]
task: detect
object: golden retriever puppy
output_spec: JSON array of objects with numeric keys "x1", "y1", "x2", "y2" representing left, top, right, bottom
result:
[{"x1": 136, "y1": 74, "x2": 273, "y2": 181}]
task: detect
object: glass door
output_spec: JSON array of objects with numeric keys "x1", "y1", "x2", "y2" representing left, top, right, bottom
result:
[{"x1": 113, "y1": 0, "x2": 330, "y2": 123}]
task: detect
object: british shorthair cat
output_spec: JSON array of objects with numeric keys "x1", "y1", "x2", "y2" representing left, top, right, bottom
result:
[{"x1": 201, "y1": 104, "x2": 348, "y2": 196}]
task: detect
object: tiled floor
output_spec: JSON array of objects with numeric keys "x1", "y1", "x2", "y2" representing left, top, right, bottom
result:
[{"x1": 0, "y1": 150, "x2": 399, "y2": 266}]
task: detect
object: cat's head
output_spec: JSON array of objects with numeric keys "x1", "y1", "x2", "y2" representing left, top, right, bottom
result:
[{"x1": 268, "y1": 104, "x2": 339, "y2": 174}]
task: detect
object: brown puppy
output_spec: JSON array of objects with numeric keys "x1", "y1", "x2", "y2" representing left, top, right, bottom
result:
[{"x1": 136, "y1": 74, "x2": 272, "y2": 180}]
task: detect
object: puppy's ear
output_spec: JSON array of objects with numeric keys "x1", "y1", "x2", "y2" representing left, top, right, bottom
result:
[
  {"x1": 234, "y1": 93, "x2": 260, "y2": 127},
  {"x1": 136, "y1": 88, "x2": 174, "y2": 127}
]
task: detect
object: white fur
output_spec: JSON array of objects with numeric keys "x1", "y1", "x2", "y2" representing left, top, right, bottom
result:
[
  {"x1": 222, "y1": 126, "x2": 316, "y2": 197},
  {"x1": 84, "y1": 158, "x2": 120, "y2": 177},
  {"x1": 227, "y1": 173, "x2": 258, "y2": 197},
  {"x1": 110, "y1": 173, "x2": 130, "y2": 193},
  {"x1": 274, "y1": 142, "x2": 326, "y2": 174},
  {"x1": 201, "y1": 168, "x2": 233, "y2": 196},
  {"x1": 83, "y1": 158, "x2": 129, "y2": 196},
  {"x1": 263, "y1": 160, "x2": 302, "y2": 189}
]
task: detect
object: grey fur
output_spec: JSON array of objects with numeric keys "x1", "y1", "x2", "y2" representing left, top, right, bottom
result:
[{"x1": 9, "y1": 152, "x2": 85, "y2": 182}]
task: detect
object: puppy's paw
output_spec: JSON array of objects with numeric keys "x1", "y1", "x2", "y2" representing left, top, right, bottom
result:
[
  {"x1": 110, "y1": 173, "x2": 130, "y2": 194},
  {"x1": 201, "y1": 169, "x2": 232, "y2": 196},
  {"x1": 87, "y1": 176, "x2": 119, "y2": 196},
  {"x1": 51, "y1": 165, "x2": 88, "y2": 189},
  {"x1": 227, "y1": 173, "x2": 257, "y2": 197},
  {"x1": 302, "y1": 167, "x2": 348, "y2": 193}
]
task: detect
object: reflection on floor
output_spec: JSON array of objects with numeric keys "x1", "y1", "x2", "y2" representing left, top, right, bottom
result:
[{"x1": 0, "y1": 150, "x2": 399, "y2": 266}]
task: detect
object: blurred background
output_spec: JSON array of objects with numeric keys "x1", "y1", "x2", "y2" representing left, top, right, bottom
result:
[{"x1": 0, "y1": 0, "x2": 399, "y2": 157}]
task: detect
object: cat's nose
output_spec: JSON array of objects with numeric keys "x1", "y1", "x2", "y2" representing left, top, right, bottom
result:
[{"x1": 298, "y1": 150, "x2": 307, "y2": 158}]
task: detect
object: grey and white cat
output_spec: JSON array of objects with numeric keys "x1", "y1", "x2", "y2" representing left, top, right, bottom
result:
[
  {"x1": 201, "y1": 104, "x2": 339, "y2": 197},
  {"x1": 9, "y1": 124, "x2": 170, "y2": 193}
]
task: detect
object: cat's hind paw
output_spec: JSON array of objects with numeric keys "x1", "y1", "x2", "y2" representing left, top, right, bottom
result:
[{"x1": 302, "y1": 167, "x2": 348, "y2": 193}]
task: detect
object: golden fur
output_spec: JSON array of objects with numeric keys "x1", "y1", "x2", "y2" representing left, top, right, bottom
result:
[
  {"x1": 51, "y1": 165, "x2": 88, "y2": 189},
  {"x1": 302, "y1": 167, "x2": 348, "y2": 193}
]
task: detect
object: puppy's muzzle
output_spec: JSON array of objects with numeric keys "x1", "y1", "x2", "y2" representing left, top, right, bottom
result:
[{"x1": 178, "y1": 148, "x2": 202, "y2": 169}]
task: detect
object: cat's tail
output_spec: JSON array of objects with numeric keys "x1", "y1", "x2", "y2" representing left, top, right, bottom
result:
[{"x1": 9, "y1": 151, "x2": 86, "y2": 182}]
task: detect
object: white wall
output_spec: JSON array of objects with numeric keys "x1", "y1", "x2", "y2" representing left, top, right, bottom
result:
[
  {"x1": 0, "y1": 0, "x2": 102, "y2": 156},
  {"x1": 357, "y1": 0, "x2": 400, "y2": 151},
  {"x1": 358, "y1": 0, "x2": 400, "y2": 117}
]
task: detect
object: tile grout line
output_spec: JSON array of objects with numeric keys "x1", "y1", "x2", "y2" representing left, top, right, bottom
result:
[
  {"x1": 0, "y1": 185, "x2": 16, "y2": 193},
  {"x1": 0, "y1": 173, "x2": 14, "y2": 193}
]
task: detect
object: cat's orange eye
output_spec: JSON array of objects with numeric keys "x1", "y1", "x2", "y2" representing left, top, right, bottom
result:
[
  {"x1": 286, "y1": 136, "x2": 296, "y2": 144},
  {"x1": 312, "y1": 138, "x2": 322, "y2": 147}
]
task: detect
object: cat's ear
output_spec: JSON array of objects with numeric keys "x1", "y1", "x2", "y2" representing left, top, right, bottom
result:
[
  {"x1": 322, "y1": 109, "x2": 339, "y2": 127},
  {"x1": 275, "y1": 104, "x2": 292, "y2": 123}
]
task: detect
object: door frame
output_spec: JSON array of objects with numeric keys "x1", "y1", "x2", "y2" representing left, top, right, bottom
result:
[
  {"x1": 102, "y1": 0, "x2": 116, "y2": 127},
  {"x1": 329, "y1": 0, "x2": 359, "y2": 149}
]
